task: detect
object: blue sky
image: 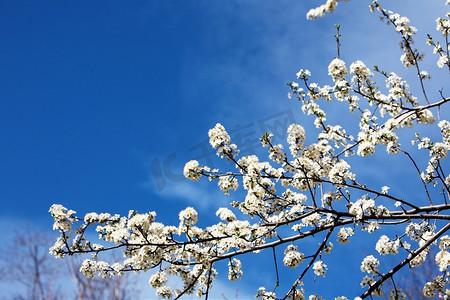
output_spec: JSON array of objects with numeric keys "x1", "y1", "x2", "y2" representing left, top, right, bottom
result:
[{"x1": 1, "y1": 0, "x2": 448, "y2": 298}]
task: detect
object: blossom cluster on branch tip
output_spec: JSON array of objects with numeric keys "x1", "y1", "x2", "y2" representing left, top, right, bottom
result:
[
  {"x1": 306, "y1": 0, "x2": 349, "y2": 20},
  {"x1": 49, "y1": 1, "x2": 450, "y2": 299}
]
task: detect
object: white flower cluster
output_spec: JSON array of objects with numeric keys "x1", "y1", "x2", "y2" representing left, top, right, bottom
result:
[
  {"x1": 370, "y1": 3, "x2": 421, "y2": 68},
  {"x1": 80, "y1": 259, "x2": 115, "y2": 279},
  {"x1": 306, "y1": 0, "x2": 349, "y2": 20},
  {"x1": 413, "y1": 121, "x2": 450, "y2": 185},
  {"x1": 423, "y1": 275, "x2": 446, "y2": 298},
  {"x1": 149, "y1": 271, "x2": 168, "y2": 288},
  {"x1": 328, "y1": 58, "x2": 348, "y2": 82},
  {"x1": 436, "y1": 16, "x2": 450, "y2": 37},
  {"x1": 362, "y1": 221, "x2": 380, "y2": 233},
  {"x1": 178, "y1": 206, "x2": 198, "y2": 227},
  {"x1": 268, "y1": 143, "x2": 287, "y2": 164},
  {"x1": 360, "y1": 255, "x2": 379, "y2": 274},
  {"x1": 312, "y1": 260, "x2": 327, "y2": 277},
  {"x1": 328, "y1": 160, "x2": 354, "y2": 184},
  {"x1": 208, "y1": 123, "x2": 239, "y2": 159},
  {"x1": 49, "y1": 204, "x2": 76, "y2": 232},
  {"x1": 255, "y1": 286, "x2": 277, "y2": 299},
  {"x1": 287, "y1": 124, "x2": 306, "y2": 157},
  {"x1": 427, "y1": 14, "x2": 450, "y2": 68},
  {"x1": 228, "y1": 258, "x2": 243, "y2": 281},
  {"x1": 183, "y1": 160, "x2": 203, "y2": 181},
  {"x1": 337, "y1": 227, "x2": 354, "y2": 244},
  {"x1": 215, "y1": 207, "x2": 236, "y2": 222},
  {"x1": 209, "y1": 123, "x2": 230, "y2": 148},
  {"x1": 283, "y1": 244, "x2": 305, "y2": 268},
  {"x1": 436, "y1": 235, "x2": 450, "y2": 272},
  {"x1": 349, "y1": 60, "x2": 373, "y2": 80},
  {"x1": 218, "y1": 175, "x2": 239, "y2": 195},
  {"x1": 348, "y1": 196, "x2": 375, "y2": 220},
  {"x1": 375, "y1": 235, "x2": 400, "y2": 255}
]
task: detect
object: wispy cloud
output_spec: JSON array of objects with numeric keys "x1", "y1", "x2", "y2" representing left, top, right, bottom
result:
[{"x1": 145, "y1": 178, "x2": 233, "y2": 213}]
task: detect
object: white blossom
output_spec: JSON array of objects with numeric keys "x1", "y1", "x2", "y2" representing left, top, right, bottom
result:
[
  {"x1": 337, "y1": 227, "x2": 354, "y2": 244},
  {"x1": 360, "y1": 255, "x2": 379, "y2": 273},
  {"x1": 312, "y1": 260, "x2": 327, "y2": 277},
  {"x1": 228, "y1": 258, "x2": 243, "y2": 281},
  {"x1": 183, "y1": 160, "x2": 203, "y2": 181},
  {"x1": 283, "y1": 245, "x2": 305, "y2": 268},
  {"x1": 149, "y1": 272, "x2": 168, "y2": 288}
]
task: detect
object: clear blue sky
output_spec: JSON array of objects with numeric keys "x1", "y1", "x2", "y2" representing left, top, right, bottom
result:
[{"x1": 0, "y1": 0, "x2": 448, "y2": 298}]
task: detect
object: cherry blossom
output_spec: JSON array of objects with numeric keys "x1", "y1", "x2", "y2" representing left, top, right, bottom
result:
[{"x1": 49, "y1": 1, "x2": 450, "y2": 299}]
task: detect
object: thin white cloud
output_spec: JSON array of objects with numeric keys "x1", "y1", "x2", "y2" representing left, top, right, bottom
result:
[{"x1": 149, "y1": 179, "x2": 233, "y2": 212}]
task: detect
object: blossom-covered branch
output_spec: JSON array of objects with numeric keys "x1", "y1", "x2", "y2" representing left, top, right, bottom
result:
[{"x1": 50, "y1": 1, "x2": 450, "y2": 299}]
